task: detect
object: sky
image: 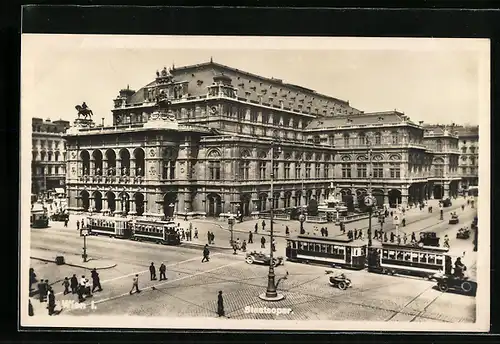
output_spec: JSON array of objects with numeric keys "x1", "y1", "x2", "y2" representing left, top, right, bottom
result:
[{"x1": 21, "y1": 35, "x2": 489, "y2": 127}]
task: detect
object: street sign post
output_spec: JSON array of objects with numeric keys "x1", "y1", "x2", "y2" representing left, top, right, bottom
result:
[{"x1": 80, "y1": 228, "x2": 89, "y2": 262}]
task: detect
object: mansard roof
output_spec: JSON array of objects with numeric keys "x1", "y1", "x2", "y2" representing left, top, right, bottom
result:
[
  {"x1": 305, "y1": 111, "x2": 415, "y2": 130},
  {"x1": 120, "y1": 60, "x2": 362, "y2": 116}
]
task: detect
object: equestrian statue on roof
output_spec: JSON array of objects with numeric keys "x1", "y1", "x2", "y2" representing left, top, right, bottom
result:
[{"x1": 75, "y1": 102, "x2": 94, "y2": 119}]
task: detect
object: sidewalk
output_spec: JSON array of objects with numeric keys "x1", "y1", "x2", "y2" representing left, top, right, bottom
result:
[{"x1": 31, "y1": 248, "x2": 117, "y2": 270}]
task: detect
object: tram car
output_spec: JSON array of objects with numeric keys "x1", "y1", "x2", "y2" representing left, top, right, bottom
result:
[
  {"x1": 286, "y1": 235, "x2": 367, "y2": 270},
  {"x1": 132, "y1": 218, "x2": 181, "y2": 245},
  {"x1": 367, "y1": 242, "x2": 451, "y2": 278},
  {"x1": 30, "y1": 204, "x2": 49, "y2": 228},
  {"x1": 86, "y1": 215, "x2": 133, "y2": 239}
]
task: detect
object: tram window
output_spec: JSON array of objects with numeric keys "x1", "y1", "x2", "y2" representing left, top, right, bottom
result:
[
  {"x1": 389, "y1": 251, "x2": 396, "y2": 259},
  {"x1": 419, "y1": 253, "x2": 427, "y2": 263},
  {"x1": 292, "y1": 241, "x2": 297, "y2": 249},
  {"x1": 321, "y1": 244, "x2": 327, "y2": 253},
  {"x1": 382, "y1": 250, "x2": 388, "y2": 258},
  {"x1": 428, "y1": 254, "x2": 435, "y2": 264},
  {"x1": 412, "y1": 252, "x2": 418, "y2": 262},
  {"x1": 112, "y1": 223, "x2": 115, "y2": 228},
  {"x1": 315, "y1": 244, "x2": 321, "y2": 252},
  {"x1": 308, "y1": 243, "x2": 314, "y2": 251},
  {"x1": 404, "y1": 253, "x2": 411, "y2": 261},
  {"x1": 299, "y1": 242, "x2": 306, "y2": 250},
  {"x1": 436, "y1": 256, "x2": 443, "y2": 265},
  {"x1": 396, "y1": 252, "x2": 403, "y2": 260}
]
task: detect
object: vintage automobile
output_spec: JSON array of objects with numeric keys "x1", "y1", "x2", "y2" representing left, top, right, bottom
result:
[
  {"x1": 418, "y1": 231, "x2": 440, "y2": 247},
  {"x1": 50, "y1": 211, "x2": 69, "y2": 222},
  {"x1": 449, "y1": 214, "x2": 459, "y2": 225},
  {"x1": 325, "y1": 270, "x2": 352, "y2": 290},
  {"x1": 456, "y1": 227, "x2": 470, "y2": 239},
  {"x1": 440, "y1": 198, "x2": 452, "y2": 207},
  {"x1": 245, "y1": 251, "x2": 284, "y2": 266},
  {"x1": 433, "y1": 272, "x2": 477, "y2": 296}
]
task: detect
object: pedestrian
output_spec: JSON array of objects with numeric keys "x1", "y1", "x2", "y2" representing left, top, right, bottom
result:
[
  {"x1": 91, "y1": 268, "x2": 103, "y2": 292},
  {"x1": 261, "y1": 236, "x2": 266, "y2": 248},
  {"x1": 390, "y1": 232, "x2": 395, "y2": 243},
  {"x1": 248, "y1": 231, "x2": 253, "y2": 244},
  {"x1": 254, "y1": 222, "x2": 258, "y2": 233},
  {"x1": 262, "y1": 220, "x2": 266, "y2": 231},
  {"x1": 384, "y1": 232, "x2": 388, "y2": 242},
  {"x1": 285, "y1": 226, "x2": 290, "y2": 236},
  {"x1": 181, "y1": 229, "x2": 186, "y2": 241},
  {"x1": 374, "y1": 229, "x2": 378, "y2": 239},
  {"x1": 28, "y1": 299, "x2": 34, "y2": 316},
  {"x1": 211, "y1": 232, "x2": 215, "y2": 244},
  {"x1": 217, "y1": 290, "x2": 225, "y2": 317},
  {"x1": 461, "y1": 204, "x2": 465, "y2": 211},
  {"x1": 37, "y1": 279, "x2": 45, "y2": 302},
  {"x1": 354, "y1": 229, "x2": 358, "y2": 240},
  {"x1": 149, "y1": 262, "x2": 157, "y2": 281},
  {"x1": 325, "y1": 228, "x2": 329, "y2": 237},
  {"x1": 64, "y1": 218, "x2": 68, "y2": 227},
  {"x1": 397, "y1": 235, "x2": 401, "y2": 245},
  {"x1": 29, "y1": 268, "x2": 37, "y2": 293},
  {"x1": 403, "y1": 233, "x2": 408, "y2": 244},
  {"x1": 62, "y1": 277, "x2": 70, "y2": 295},
  {"x1": 188, "y1": 229, "x2": 192, "y2": 241},
  {"x1": 70, "y1": 274, "x2": 78, "y2": 294},
  {"x1": 42, "y1": 279, "x2": 49, "y2": 300},
  {"x1": 77, "y1": 220, "x2": 80, "y2": 230},
  {"x1": 47, "y1": 288, "x2": 56, "y2": 316},
  {"x1": 359, "y1": 229, "x2": 363, "y2": 240},
  {"x1": 411, "y1": 231, "x2": 416, "y2": 242},
  {"x1": 194, "y1": 228, "x2": 199, "y2": 239},
  {"x1": 129, "y1": 274, "x2": 141, "y2": 295},
  {"x1": 347, "y1": 230, "x2": 352, "y2": 240},
  {"x1": 272, "y1": 239, "x2": 276, "y2": 252},
  {"x1": 402, "y1": 218, "x2": 406, "y2": 227},
  {"x1": 320, "y1": 227, "x2": 325, "y2": 237},
  {"x1": 77, "y1": 284, "x2": 85, "y2": 303},
  {"x1": 202, "y1": 244, "x2": 210, "y2": 263},
  {"x1": 242, "y1": 240, "x2": 247, "y2": 252},
  {"x1": 207, "y1": 231, "x2": 211, "y2": 244},
  {"x1": 159, "y1": 262, "x2": 167, "y2": 281}
]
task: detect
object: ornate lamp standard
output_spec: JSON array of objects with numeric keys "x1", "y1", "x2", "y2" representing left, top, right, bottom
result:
[
  {"x1": 228, "y1": 213, "x2": 235, "y2": 253},
  {"x1": 259, "y1": 141, "x2": 286, "y2": 301},
  {"x1": 80, "y1": 227, "x2": 89, "y2": 262}
]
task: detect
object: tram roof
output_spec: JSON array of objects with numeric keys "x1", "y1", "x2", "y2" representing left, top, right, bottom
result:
[
  {"x1": 380, "y1": 242, "x2": 449, "y2": 253},
  {"x1": 289, "y1": 235, "x2": 367, "y2": 247}
]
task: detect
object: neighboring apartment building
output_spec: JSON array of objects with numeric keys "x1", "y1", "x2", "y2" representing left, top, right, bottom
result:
[
  {"x1": 32, "y1": 118, "x2": 70, "y2": 195},
  {"x1": 455, "y1": 125, "x2": 479, "y2": 189}
]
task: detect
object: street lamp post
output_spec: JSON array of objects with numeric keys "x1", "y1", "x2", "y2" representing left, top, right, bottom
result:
[
  {"x1": 228, "y1": 214, "x2": 236, "y2": 254},
  {"x1": 260, "y1": 141, "x2": 285, "y2": 301},
  {"x1": 80, "y1": 227, "x2": 89, "y2": 262},
  {"x1": 169, "y1": 202, "x2": 175, "y2": 221}
]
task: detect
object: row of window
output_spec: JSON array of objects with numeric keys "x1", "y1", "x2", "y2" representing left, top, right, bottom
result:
[
  {"x1": 341, "y1": 163, "x2": 401, "y2": 179},
  {"x1": 33, "y1": 139, "x2": 66, "y2": 150},
  {"x1": 461, "y1": 146, "x2": 478, "y2": 153},
  {"x1": 33, "y1": 166, "x2": 65, "y2": 176},
  {"x1": 32, "y1": 151, "x2": 66, "y2": 162},
  {"x1": 381, "y1": 249, "x2": 444, "y2": 266}
]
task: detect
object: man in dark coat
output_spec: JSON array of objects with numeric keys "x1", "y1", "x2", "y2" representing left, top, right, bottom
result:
[
  {"x1": 411, "y1": 231, "x2": 416, "y2": 242},
  {"x1": 217, "y1": 290, "x2": 225, "y2": 317},
  {"x1": 91, "y1": 268, "x2": 103, "y2": 292},
  {"x1": 320, "y1": 227, "x2": 325, "y2": 237},
  {"x1": 248, "y1": 231, "x2": 253, "y2": 244},
  {"x1": 29, "y1": 268, "x2": 37, "y2": 293},
  {"x1": 70, "y1": 274, "x2": 78, "y2": 294},
  {"x1": 260, "y1": 236, "x2": 266, "y2": 248},
  {"x1": 262, "y1": 220, "x2": 266, "y2": 231},
  {"x1": 390, "y1": 232, "x2": 395, "y2": 243},
  {"x1": 47, "y1": 288, "x2": 56, "y2": 315},
  {"x1": 149, "y1": 262, "x2": 157, "y2": 280},
  {"x1": 254, "y1": 223, "x2": 258, "y2": 233},
  {"x1": 159, "y1": 262, "x2": 167, "y2": 281},
  {"x1": 202, "y1": 244, "x2": 210, "y2": 263},
  {"x1": 42, "y1": 280, "x2": 49, "y2": 300},
  {"x1": 37, "y1": 279, "x2": 45, "y2": 302}
]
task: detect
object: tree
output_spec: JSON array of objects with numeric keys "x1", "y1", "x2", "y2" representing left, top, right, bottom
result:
[{"x1": 307, "y1": 198, "x2": 318, "y2": 216}]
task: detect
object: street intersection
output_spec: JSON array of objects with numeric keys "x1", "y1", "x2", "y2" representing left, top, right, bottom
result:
[{"x1": 27, "y1": 198, "x2": 478, "y2": 323}]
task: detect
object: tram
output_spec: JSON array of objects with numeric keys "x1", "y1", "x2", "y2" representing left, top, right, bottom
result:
[
  {"x1": 286, "y1": 235, "x2": 367, "y2": 269},
  {"x1": 30, "y1": 203, "x2": 49, "y2": 228},
  {"x1": 132, "y1": 218, "x2": 181, "y2": 245},
  {"x1": 367, "y1": 243, "x2": 451, "y2": 278},
  {"x1": 86, "y1": 215, "x2": 133, "y2": 239}
]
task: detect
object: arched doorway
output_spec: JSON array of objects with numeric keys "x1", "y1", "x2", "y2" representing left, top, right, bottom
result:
[
  {"x1": 284, "y1": 191, "x2": 292, "y2": 208},
  {"x1": 119, "y1": 192, "x2": 130, "y2": 214},
  {"x1": 134, "y1": 193, "x2": 145, "y2": 216},
  {"x1": 105, "y1": 149, "x2": 116, "y2": 175},
  {"x1": 80, "y1": 151, "x2": 90, "y2": 175},
  {"x1": 92, "y1": 150, "x2": 103, "y2": 175},
  {"x1": 93, "y1": 191, "x2": 102, "y2": 212},
  {"x1": 80, "y1": 190, "x2": 90, "y2": 211},
  {"x1": 240, "y1": 193, "x2": 251, "y2": 216},
  {"x1": 207, "y1": 193, "x2": 222, "y2": 217},
  {"x1": 340, "y1": 189, "x2": 354, "y2": 212},
  {"x1": 272, "y1": 192, "x2": 280, "y2": 209},
  {"x1": 372, "y1": 189, "x2": 384, "y2": 208},
  {"x1": 106, "y1": 191, "x2": 116, "y2": 212},
  {"x1": 133, "y1": 148, "x2": 145, "y2": 177},
  {"x1": 258, "y1": 193, "x2": 267, "y2": 212},
  {"x1": 119, "y1": 149, "x2": 131, "y2": 176},
  {"x1": 433, "y1": 184, "x2": 444, "y2": 199},
  {"x1": 295, "y1": 191, "x2": 302, "y2": 207},
  {"x1": 388, "y1": 189, "x2": 402, "y2": 207},
  {"x1": 163, "y1": 193, "x2": 177, "y2": 219},
  {"x1": 306, "y1": 190, "x2": 313, "y2": 204}
]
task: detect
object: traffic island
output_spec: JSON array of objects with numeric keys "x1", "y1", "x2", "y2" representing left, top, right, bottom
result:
[{"x1": 31, "y1": 248, "x2": 117, "y2": 270}]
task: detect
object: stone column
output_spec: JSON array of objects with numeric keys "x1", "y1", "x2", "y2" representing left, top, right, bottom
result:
[
  {"x1": 130, "y1": 159, "x2": 136, "y2": 177},
  {"x1": 116, "y1": 159, "x2": 122, "y2": 176},
  {"x1": 89, "y1": 197, "x2": 95, "y2": 212},
  {"x1": 443, "y1": 182, "x2": 450, "y2": 198},
  {"x1": 102, "y1": 197, "x2": 108, "y2": 212},
  {"x1": 128, "y1": 199, "x2": 137, "y2": 215},
  {"x1": 114, "y1": 197, "x2": 123, "y2": 214}
]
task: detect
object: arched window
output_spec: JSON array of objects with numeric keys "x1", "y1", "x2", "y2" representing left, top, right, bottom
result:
[
  {"x1": 436, "y1": 140, "x2": 442, "y2": 152},
  {"x1": 358, "y1": 133, "x2": 366, "y2": 146},
  {"x1": 343, "y1": 133, "x2": 350, "y2": 147},
  {"x1": 391, "y1": 131, "x2": 399, "y2": 144},
  {"x1": 375, "y1": 132, "x2": 381, "y2": 145}
]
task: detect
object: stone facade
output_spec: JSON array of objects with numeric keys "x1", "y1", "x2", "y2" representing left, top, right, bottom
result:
[{"x1": 63, "y1": 61, "x2": 464, "y2": 218}]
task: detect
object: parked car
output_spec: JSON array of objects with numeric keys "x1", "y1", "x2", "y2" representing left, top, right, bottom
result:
[
  {"x1": 433, "y1": 272, "x2": 477, "y2": 296},
  {"x1": 245, "y1": 251, "x2": 284, "y2": 266},
  {"x1": 456, "y1": 227, "x2": 470, "y2": 239},
  {"x1": 449, "y1": 214, "x2": 459, "y2": 225},
  {"x1": 440, "y1": 198, "x2": 452, "y2": 207}
]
